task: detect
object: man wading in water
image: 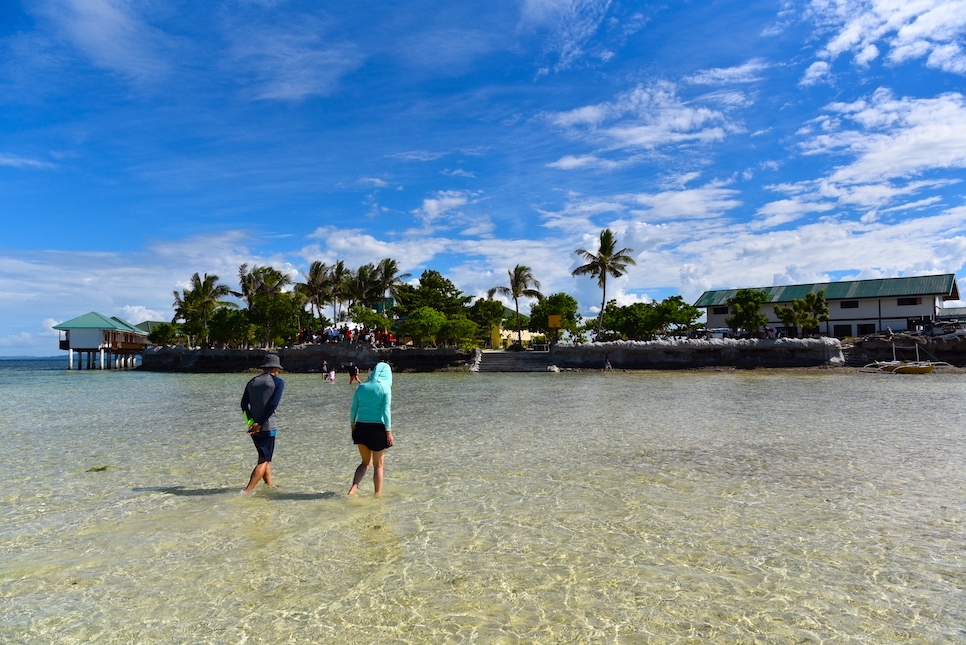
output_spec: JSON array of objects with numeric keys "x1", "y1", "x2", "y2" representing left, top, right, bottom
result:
[{"x1": 240, "y1": 354, "x2": 285, "y2": 493}]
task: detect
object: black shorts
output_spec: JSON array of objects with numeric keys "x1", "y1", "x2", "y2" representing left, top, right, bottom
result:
[
  {"x1": 251, "y1": 431, "x2": 275, "y2": 462},
  {"x1": 352, "y1": 422, "x2": 390, "y2": 451}
]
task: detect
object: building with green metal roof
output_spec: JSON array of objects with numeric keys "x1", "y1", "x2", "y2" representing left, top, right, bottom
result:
[
  {"x1": 53, "y1": 311, "x2": 149, "y2": 369},
  {"x1": 694, "y1": 274, "x2": 960, "y2": 337}
]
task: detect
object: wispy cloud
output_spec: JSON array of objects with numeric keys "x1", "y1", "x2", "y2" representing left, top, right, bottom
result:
[
  {"x1": 225, "y1": 16, "x2": 364, "y2": 100},
  {"x1": 684, "y1": 58, "x2": 771, "y2": 85},
  {"x1": 0, "y1": 153, "x2": 56, "y2": 169},
  {"x1": 807, "y1": 0, "x2": 966, "y2": 74},
  {"x1": 31, "y1": 0, "x2": 176, "y2": 81},
  {"x1": 547, "y1": 82, "x2": 738, "y2": 165},
  {"x1": 519, "y1": 0, "x2": 613, "y2": 70},
  {"x1": 802, "y1": 89, "x2": 966, "y2": 184}
]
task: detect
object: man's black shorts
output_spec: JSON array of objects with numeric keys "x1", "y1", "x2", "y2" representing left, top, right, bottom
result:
[{"x1": 251, "y1": 431, "x2": 275, "y2": 462}]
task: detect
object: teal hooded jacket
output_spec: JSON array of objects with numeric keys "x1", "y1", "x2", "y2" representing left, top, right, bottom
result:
[{"x1": 349, "y1": 362, "x2": 392, "y2": 430}]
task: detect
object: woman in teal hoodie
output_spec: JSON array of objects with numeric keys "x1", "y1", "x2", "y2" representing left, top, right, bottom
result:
[{"x1": 348, "y1": 362, "x2": 394, "y2": 495}]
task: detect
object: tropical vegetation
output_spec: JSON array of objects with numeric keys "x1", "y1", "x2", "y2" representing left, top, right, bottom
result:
[
  {"x1": 154, "y1": 241, "x2": 704, "y2": 349},
  {"x1": 571, "y1": 228, "x2": 636, "y2": 339}
]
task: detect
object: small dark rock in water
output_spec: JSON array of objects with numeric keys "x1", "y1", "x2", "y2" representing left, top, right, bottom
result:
[{"x1": 86, "y1": 466, "x2": 109, "y2": 472}]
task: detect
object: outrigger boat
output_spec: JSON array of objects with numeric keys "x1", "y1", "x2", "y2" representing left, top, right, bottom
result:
[{"x1": 861, "y1": 343, "x2": 951, "y2": 374}]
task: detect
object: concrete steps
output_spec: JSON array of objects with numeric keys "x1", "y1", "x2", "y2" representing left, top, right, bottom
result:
[{"x1": 477, "y1": 350, "x2": 555, "y2": 372}]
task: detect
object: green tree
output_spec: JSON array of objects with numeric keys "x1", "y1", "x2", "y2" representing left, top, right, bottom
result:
[
  {"x1": 147, "y1": 322, "x2": 180, "y2": 346},
  {"x1": 349, "y1": 305, "x2": 393, "y2": 334},
  {"x1": 801, "y1": 290, "x2": 829, "y2": 336},
  {"x1": 773, "y1": 302, "x2": 800, "y2": 338},
  {"x1": 725, "y1": 289, "x2": 769, "y2": 335},
  {"x1": 774, "y1": 290, "x2": 828, "y2": 337},
  {"x1": 600, "y1": 300, "x2": 658, "y2": 340},
  {"x1": 528, "y1": 292, "x2": 581, "y2": 345},
  {"x1": 171, "y1": 272, "x2": 237, "y2": 347},
  {"x1": 487, "y1": 264, "x2": 543, "y2": 347},
  {"x1": 374, "y1": 258, "x2": 412, "y2": 307},
  {"x1": 295, "y1": 261, "x2": 334, "y2": 330},
  {"x1": 400, "y1": 306, "x2": 447, "y2": 346},
  {"x1": 438, "y1": 315, "x2": 480, "y2": 349},
  {"x1": 396, "y1": 270, "x2": 472, "y2": 317},
  {"x1": 654, "y1": 296, "x2": 704, "y2": 338},
  {"x1": 208, "y1": 308, "x2": 257, "y2": 349},
  {"x1": 344, "y1": 263, "x2": 381, "y2": 310},
  {"x1": 572, "y1": 228, "x2": 636, "y2": 339},
  {"x1": 238, "y1": 264, "x2": 294, "y2": 347}
]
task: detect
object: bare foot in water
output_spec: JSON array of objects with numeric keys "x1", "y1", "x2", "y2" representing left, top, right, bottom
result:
[{"x1": 347, "y1": 485, "x2": 358, "y2": 495}]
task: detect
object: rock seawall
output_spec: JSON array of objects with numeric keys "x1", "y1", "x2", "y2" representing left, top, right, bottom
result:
[
  {"x1": 141, "y1": 338, "x2": 846, "y2": 373},
  {"x1": 550, "y1": 338, "x2": 844, "y2": 370},
  {"x1": 141, "y1": 345, "x2": 474, "y2": 373}
]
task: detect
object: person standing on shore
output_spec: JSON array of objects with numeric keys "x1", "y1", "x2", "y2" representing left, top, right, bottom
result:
[
  {"x1": 348, "y1": 361, "x2": 394, "y2": 496},
  {"x1": 240, "y1": 354, "x2": 285, "y2": 493}
]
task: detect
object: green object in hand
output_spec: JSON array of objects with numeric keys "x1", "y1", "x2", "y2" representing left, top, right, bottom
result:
[{"x1": 244, "y1": 412, "x2": 254, "y2": 428}]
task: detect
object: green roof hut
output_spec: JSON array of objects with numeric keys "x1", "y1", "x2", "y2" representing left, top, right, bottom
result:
[{"x1": 52, "y1": 312, "x2": 149, "y2": 370}]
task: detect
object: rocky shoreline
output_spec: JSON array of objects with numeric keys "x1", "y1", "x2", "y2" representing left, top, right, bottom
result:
[{"x1": 134, "y1": 336, "x2": 966, "y2": 373}]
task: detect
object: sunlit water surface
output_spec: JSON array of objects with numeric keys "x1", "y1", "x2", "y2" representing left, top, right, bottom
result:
[{"x1": 2, "y1": 360, "x2": 965, "y2": 644}]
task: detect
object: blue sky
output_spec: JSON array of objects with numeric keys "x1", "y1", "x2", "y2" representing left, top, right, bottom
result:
[{"x1": 2, "y1": 0, "x2": 966, "y2": 355}]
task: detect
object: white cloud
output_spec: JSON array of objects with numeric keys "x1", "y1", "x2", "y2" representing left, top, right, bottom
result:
[
  {"x1": 547, "y1": 82, "x2": 738, "y2": 156},
  {"x1": 808, "y1": 0, "x2": 966, "y2": 75},
  {"x1": 801, "y1": 89, "x2": 966, "y2": 184},
  {"x1": 519, "y1": 0, "x2": 612, "y2": 70},
  {"x1": 684, "y1": 58, "x2": 770, "y2": 85},
  {"x1": 32, "y1": 0, "x2": 175, "y2": 81},
  {"x1": 620, "y1": 182, "x2": 743, "y2": 220},
  {"x1": 546, "y1": 154, "x2": 631, "y2": 170},
  {"x1": 0, "y1": 153, "x2": 56, "y2": 169},
  {"x1": 409, "y1": 190, "x2": 482, "y2": 230},
  {"x1": 800, "y1": 60, "x2": 832, "y2": 86},
  {"x1": 226, "y1": 17, "x2": 364, "y2": 100},
  {"x1": 301, "y1": 227, "x2": 450, "y2": 269},
  {"x1": 118, "y1": 305, "x2": 163, "y2": 323}
]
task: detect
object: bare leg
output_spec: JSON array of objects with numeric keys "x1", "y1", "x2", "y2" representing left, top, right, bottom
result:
[
  {"x1": 348, "y1": 445, "x2": 372, "y2": 495},
  {"x1": 244, "y1": 460, "x2": 270, "y2": 493},
  {"x1": 262, "y1": 461, "x2": 273, "y2": 487},
  {"x1": 371, "y1": 450, "x2": 386, "y2": 495}
]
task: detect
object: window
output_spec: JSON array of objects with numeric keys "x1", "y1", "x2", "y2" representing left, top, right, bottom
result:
[
  {"x1": 857, "y1": 324, "x2": 876, "y2": 335},
  {"x1": 839, "y1": 300, "x2": 859, "y2": 309},
  {"x1": 713, "y1": 307, "x2": 728, "y2": 315},
  {"x1": 833, "y1": 324, "x2": 852, "y2": 338},
  {"x1": 897, "y1": 297, "x2": 921, "y2": 306}
]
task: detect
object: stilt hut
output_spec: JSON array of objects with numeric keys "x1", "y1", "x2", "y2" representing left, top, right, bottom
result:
[{"x1": 53, "y1": 312, "x2": 150, "y2": 370}]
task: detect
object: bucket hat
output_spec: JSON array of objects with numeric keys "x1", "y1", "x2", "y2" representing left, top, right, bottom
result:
[{"x1": 260, "y1": 354, "x2": 282, "y2": 369}]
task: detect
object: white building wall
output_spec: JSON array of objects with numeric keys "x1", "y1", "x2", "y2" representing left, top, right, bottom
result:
[
  {"x1": 706, "y1": 296, "x2": 942, "y2": 335},
  {"x1": 68, "y1": 329, "x2": 106, "y2": 349}
]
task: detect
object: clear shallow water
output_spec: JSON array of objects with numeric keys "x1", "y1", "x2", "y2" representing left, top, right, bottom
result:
[{"x1": 2, "y1": 362, "x2": 965, "y2": 644}]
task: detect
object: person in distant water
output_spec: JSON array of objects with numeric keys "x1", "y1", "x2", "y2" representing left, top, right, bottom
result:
[
  {"x1": 604, "y1": 352, "x2": 613, "y2": 371},
  {"x1": 321, "y1": 360, "x2": 330, "y2": 382},
  {"x1": 240, "y1": 354, "x2": 285, "y2": 493},
  {"x1": 347, "y1": 361, "x2": 361, "y2": 385},
  {"x1": 348, "y1": 362, "x2": 394, "y2": 495}
]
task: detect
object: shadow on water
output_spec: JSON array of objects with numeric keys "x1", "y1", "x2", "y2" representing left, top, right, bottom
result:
[{"x1": 133, "y1": 486, "x2": 338, "y2": 500}]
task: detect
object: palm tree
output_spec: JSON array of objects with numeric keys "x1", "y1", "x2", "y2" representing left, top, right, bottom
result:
[
  {"x1": 344, "y1": 263, "x2": 381, "y2": 310},
  {"x1": 295, "y1": 261, "x2": 332, "y2": 327},
  {"x1": 328, "y1": 260, "x2": 351, "y2": 322},
  {"x1": 238, "y1": 264, "x2": 293, "y2": 347},
  {"x1": 374, "y1": 257, "x2": 412, "y2": 306},
  {"x1": 487, "y1": 264, "x2": 543, "y2": 346},
  {"x1": 172, "y1": 273, "x2": 237, "y2": 346},
  {"x1": 571, "y1": 228, "x2": 636, "y2": 339}
]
